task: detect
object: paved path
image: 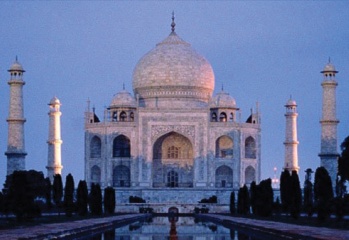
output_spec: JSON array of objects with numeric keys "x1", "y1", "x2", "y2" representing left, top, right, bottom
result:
[
  {"x1": 199, "y1": 214, "x2": 349, "y2": 240},
  {"x1": 0, "y1": 214, "x2": 147, "y2": 240}
]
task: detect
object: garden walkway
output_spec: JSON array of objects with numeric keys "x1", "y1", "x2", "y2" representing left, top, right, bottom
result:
[
  {"x1": 199, "y1": 214, "x2": 349, "y2": 240},
  {"x1": 0, "y1": 214, "x2": 147, "y2": 240}
]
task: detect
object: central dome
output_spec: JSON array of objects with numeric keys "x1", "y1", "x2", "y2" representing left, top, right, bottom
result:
[{"x1": 132, "y1": 30, "x2": 215, "y2": 108}]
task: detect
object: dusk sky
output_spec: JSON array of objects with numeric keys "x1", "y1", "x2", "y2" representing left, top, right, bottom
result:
[{"x1": 1, "y1": 2, "x2": 348, "y2": 186}]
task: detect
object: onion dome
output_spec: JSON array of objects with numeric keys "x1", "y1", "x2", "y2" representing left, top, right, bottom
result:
[
  {"x1": 285, "y1": 98, "x2": 297, "y2": 107},
  {"x1": 49, "y1": 96, "x2": 61, "y2": 105},
  {"x1": 110, "y1": 89, "x2": 136, "y2": 108},
  {"x1": 8, "y1": 58, "x2": 25, "y2": 72},
  {"x1": 132, "y1": 18, "x2": 214, "y2": 108},
  {"x1": 210, "y1": 90, "x2": 236, "y2": 108},
  {"x1": 321, "y1": 58, "x2": 338, "y2": 74},
  {"x1": 321, "y1": 62, "x2": 338, "y2": 73}
]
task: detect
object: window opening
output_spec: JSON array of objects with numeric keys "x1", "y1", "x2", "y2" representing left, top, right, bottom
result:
[
  {"x1": 167, "y1": 170, "x2": 178, "y2": 188},
  {"x1": 113, "y1": 135, "x2": 131, "y2": 157},
  {"x1": 112, "y1": 112, "x2": 117, "y2": 121},
  {"x1": 167, "y1": 146, "x2": 179, "y2": 159},
  {"x1": 230, "y1": 113, "x2": 234, "y2": 122},
  {"x1": 120, "y1": 111, "x2": 127, "y2": 121},
  {"x1": 219, "y1": 112, "x2": 227, "y2": 122},
  {"x1": 212, "y1": 112, "x2": 217, "y2": 122}
]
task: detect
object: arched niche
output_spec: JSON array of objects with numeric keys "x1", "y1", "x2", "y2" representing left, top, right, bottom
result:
[{"x1": 152, "y1": 132, "x2": 194, "y2": 188}]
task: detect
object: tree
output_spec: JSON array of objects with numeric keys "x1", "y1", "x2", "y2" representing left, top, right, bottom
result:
[
  {"x1": 53, "y1": 174, "x2": 63, "y2": 214},
  {"x1": 7, "y1": 171, "x2": 31, "y2": 221},
  {"x1": 280, "y1": 170, "x2": 291, "y2": 214},
  {"x1": 2, "y1": 170, "x2": 45, "y2": 221},
  {"x1": 104, "y1": 187, "x2": 116, "y2": 214},
  {"x1": 44, "y1": 177, "x2": 52, "y2": 210},
  {"x1": 290, "y1": 171, "x2": 302, "y2": 219},
  {"x1": 237, "y1": 185, "x2": 249, "y2": 215},
  {"x1": 314, "y1": 167, "x2": 333, "y2": 221},
  {"x1": 273, "y1": 197, "x2": 281, "y2": 215},
  {"x1": 303, "y1": 168, "x2": 314, "y2": 217},
  {"x1": 229, "y1": 191, "x2": 235, "y2": 214},
  {"x1": 0, "y1": 191, "x2": 4, "y2": 215},
  {"x1": 76, "y1": 180, "x2": 88, "y2": 216},
  {"x1": 64, "y1": 174, "x2": 75, "y2": 217},
  {"x1": 254, "y1": 179, "x2": 273, "y2": 217},
  {"x1": 249, "y1": 181, "x2": 257, "y2": 215},
  {"x1": 89, "y1": 183, "x2": 102, "y2": 215},
  {"x1": 337, "y1": 136, "x2": 349, "y2": 197}
]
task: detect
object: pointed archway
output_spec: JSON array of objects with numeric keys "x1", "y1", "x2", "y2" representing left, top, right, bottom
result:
[{"x1": 152, "y1": 132, "x2": 194, "y2": 188}]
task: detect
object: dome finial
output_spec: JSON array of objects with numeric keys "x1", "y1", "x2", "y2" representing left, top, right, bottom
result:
[
  {"x1": 221, "y1": 84, "x2": 224, "y2": 92},
  {"x1": 15, "y1": 55, "x2": 18, "y2": 62},
  {"x1": 171, "y1": 11, "x2": 176, "y2": 33},
  {"x1": 328, "y1": 57, "x2": 331, "y2": 63},
  {"x1": 123, "y1": 82, "x2": 125, "y2": 90}
]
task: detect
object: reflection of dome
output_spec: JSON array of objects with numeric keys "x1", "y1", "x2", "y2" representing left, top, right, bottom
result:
[
  {"x1": 132, "y1": 29, "x2": 215, "y2": 108},
  {"x1": 49, "y1": 96, "x2": 61, "y2": 105},
  {"x1": 8, "y1": 60, "x2": 25, "y2": 72},
  {"x1": 110, "y1": 90, "x2": 136, "y2": 108},
  {"x1": 210, "y1": 90, "x2": 236, "y2": 108}
]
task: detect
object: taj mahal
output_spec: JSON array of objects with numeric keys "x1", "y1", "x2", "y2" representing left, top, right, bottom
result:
[
  {"x1": 83, "y1": 18, "x2": 261, "y2": 207},
  {"x1": 4, "y1": 15, "x2": 340, "y2": 212}
]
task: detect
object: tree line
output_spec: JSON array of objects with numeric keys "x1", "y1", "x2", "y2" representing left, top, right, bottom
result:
[
  {"x1": 0, "y1": 172, "x2": 115, "y2": 221},
  {"x1": 229, "y1": 136, "x2": 349, "y2": 222}
]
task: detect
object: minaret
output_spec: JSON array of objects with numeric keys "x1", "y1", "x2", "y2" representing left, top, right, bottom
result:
[
  {"x1": 283, "y1": 98, "x2": 299, "y2": 172},
  {"x1": 46, "y1": 97, "x2": 63, "y2": 182},
  {"x1": 319, "y1": 61, "x2": 339, "y2": 187},
  {"x1": 5, "y1": 58, "x2": 27, "y2": 175}
]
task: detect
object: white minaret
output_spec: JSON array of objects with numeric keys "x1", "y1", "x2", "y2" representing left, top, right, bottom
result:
[
  {"x1": 46, "y1": 97, "x2": 63, "y2": 182},
  {"x1": 283, "y1": 98, "x2": 299, "y2": 172},
  {"x1": 5, "y1": 58, "x2": 27, "y2": 175},
  {"x1": 319, "y1": 61, "x2": 339, "y2": 188}
]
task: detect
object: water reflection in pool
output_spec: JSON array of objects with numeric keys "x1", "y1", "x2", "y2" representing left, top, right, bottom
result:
[{"x1": 85, "y1": 216, "x2": 274, "y2": 240}]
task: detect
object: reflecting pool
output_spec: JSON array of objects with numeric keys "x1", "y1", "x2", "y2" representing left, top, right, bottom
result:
[{"x1": 82, "y1": 216, "x2": 287, "y2": 240}]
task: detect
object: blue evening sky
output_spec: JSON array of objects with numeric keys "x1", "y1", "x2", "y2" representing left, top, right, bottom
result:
[{"x1": 0, "y1": 2, "x2": 348, "y2": 186}]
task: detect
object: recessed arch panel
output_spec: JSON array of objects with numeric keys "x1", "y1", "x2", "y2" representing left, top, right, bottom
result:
[
  {"x1": 215, "y1": 135, "x2": 233, "y2": 158},
  {"x1": 113, "y1": 165, "x2": 130, "y2": 187},
  {"x1": 245, "y1": 136, "x2": 256, "y2": 159},
  {"x1": 91, "y1": 165, "x2": 101, "y2": 184},
  {"x1": 90, "y1": 136, "x2": 102, "y2": 158},
  {"x1": 245, "y1": 165, "x2": 256, "y2": 184},
  {"x1": 113, "y1": 135, "x2": 130, "y2": 158},
  {"x1": 215, "y1": 165, "x2": 233, "y2": 188},
  {"x1": 152, "y1": 132, "x2": 194, "y2": 188}
]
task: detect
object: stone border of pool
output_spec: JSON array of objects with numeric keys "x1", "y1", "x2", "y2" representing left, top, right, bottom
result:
[
  {"x1": 197, "y1": 214, "x2": 349, "y2": 240},
  {"x1": 0, "y1": 214, "x2": 149, "y2": 240}
]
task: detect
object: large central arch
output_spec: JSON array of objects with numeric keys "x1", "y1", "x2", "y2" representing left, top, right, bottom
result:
[{"x1": 152, "y1": 132, "x2": 194, "y2": 188}]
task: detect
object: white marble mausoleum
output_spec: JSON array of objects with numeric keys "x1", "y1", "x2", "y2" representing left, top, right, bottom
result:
[{"x1": 84, "y1": 19, "x2": 261, "y2": 211}]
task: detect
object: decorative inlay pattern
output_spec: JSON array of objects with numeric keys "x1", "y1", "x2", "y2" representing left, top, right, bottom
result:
[{"x1": 151, "y1": 125, "x2": 195, "y2": 141}]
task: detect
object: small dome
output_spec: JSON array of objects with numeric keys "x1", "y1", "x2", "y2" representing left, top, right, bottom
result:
[
  {"x1": 210, "y1": 90, "x2": 236, "y2": 108},
  {"x1": 8, "y1": 60, "x2": 25, "y2": 72},
  {"x1": 110, "y1": 90, "x2": 136, "y2": 108},
  {"x1": 321, "y1": 62, "x2": 338, "y2": 73},
  {"x1": 285, "y1": 98, "x2": 297, "y2": 106},
  {"x1": 49, "y1": 96, "x2": 61, "y2": 105}
]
